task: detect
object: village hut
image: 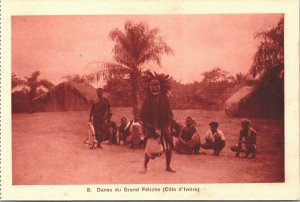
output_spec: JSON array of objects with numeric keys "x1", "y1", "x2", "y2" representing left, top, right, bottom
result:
[
  {"x1": 225, "y1": 63, "x2": 284, "y2": 119},
  {"x1": 33, "y1": 81, "x2": 106, "y2": 112},
  {"x1": 224, "y1": 86, "x2": 254, "y2": 116}
]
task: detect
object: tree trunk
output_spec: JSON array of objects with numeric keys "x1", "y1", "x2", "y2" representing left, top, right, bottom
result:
[{"x1": 130, "y1": 67, "x2": 141, "y2": 116}]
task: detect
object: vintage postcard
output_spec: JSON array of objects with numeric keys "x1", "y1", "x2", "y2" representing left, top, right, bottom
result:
[{"x1": 1, "y1": 0, "x2": 299, "y2": 200}]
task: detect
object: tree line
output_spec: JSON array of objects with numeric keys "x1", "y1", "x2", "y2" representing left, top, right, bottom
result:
[
  {"x1": 12, "y1": 71, "x2": 54, "y2": 113},
  {"x1": 12, "y1": 17, "x2": 283, "y2": 114},
  {"x1": 104, "y1": 68, "x2": 253, "y2": 110}
]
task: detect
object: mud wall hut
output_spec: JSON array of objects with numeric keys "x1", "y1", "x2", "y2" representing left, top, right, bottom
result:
[
  {"x1": 225, "y1": 63, "x2": 284, "y2": 119},
  {"x1": 33, "y1": 81, "x2": 101, "y2": 112}
]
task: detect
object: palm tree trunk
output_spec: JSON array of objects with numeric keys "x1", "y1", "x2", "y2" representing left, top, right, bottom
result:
[{"x1": 130, "y1": 67, "x2": 141, "y2": 116}]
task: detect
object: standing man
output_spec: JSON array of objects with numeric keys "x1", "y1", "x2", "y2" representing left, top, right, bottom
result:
[
  {"x1": 89, "y1": 88, "x2": 110, "y2": 149},
  {"x1": 140, "y1": 71, "x2": 175, "y2": 173}
]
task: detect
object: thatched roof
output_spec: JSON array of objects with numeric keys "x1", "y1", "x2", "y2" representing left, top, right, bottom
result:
[
  {"x1": 226, "y1": 86, "x2": 254, "y2": 104},
  {"x1": 224, "y1": 63, "x2": 284, "y2": 118},
  {"x1": 239, "y1": 63, "x2": 284, "y2": 118},
  {"x1": 33, "y1": 81, "x2": 100, "y2": 103},
  {"x1": 224, "y1": 86, "x2": 254, "y2": 116},
  {"x1": 242, "y1": 63, "x2": 284, "y2": 102}
]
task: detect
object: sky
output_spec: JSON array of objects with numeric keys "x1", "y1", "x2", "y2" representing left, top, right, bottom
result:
[{"x1": 12, "y1": 14, "x2": 283, "y2": 85}]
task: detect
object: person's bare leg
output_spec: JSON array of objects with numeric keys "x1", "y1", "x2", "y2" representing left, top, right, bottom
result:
[
  {"x1": 97, "y1": 141, "x2": 103, "y2": 148},
  {"x1": 250, "y1": 145, "x2": 256, "y2": 158},
  {"x1": 140, "y1": 154, "x2": 150, "y2": 174},
  {"x1": 163, "y1": 130, "x2": 175, "y2": 173},
  {"x1": 165, "y1": 150, "x2": 175, "y2": 173},
  {"x1": 235, "y1": 148, "x2": 240, "y2": 157},
  {"x1": 244, "y1": 149, "x2": 250, "y2": 158}
]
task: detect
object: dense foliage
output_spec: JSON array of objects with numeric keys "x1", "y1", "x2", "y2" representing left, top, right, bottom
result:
[
  {"x1": 12, "y1": 71, "x2": 54, "y2": 113},
  {"x1": 104, "y1": 68, "x2": 251, "y2": 110},
  {"x1": 250, "y1": 17, "x2": 284, "y2": 78}
]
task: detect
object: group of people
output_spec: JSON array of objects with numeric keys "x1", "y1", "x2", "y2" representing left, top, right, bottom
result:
[
  {"x1": 85, "y1": 88, "x2": 145, "y2": 149},
  {"x1": 173, "y1": 117, "x2": 257, "y2": 159},
  {"x1": 86, "y1": 76, "x2": 257, "y2": 174}
]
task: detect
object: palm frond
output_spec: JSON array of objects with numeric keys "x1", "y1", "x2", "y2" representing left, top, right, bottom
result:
[
  {"x1": 84, "y1": 61, "x2": 131, "y2": 83},
  {"x1": 250, "y1": 17, "x2": 284, "y2": 78},
  {"x1": 109, "y1": 21, "x2": 174, "y2": 68},
  {"x1": 38, "y1": 79, "x2": 54, "y2": 90}
]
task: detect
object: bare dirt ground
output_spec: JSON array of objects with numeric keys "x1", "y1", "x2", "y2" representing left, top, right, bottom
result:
[{"x1": 12, "y1": 108, "x2": 284, "y2": 184}]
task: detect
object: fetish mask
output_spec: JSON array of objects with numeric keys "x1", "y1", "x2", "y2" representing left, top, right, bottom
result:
[{"x1": 150, "y1": 79, "x2": 160, "y2": 96}]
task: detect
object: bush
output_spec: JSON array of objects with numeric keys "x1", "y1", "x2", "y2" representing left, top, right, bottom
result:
[{"x1": 12, "y1": 90, "x2": 30, "y2": 113}]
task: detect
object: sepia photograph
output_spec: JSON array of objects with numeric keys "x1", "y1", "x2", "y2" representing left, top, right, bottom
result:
[
  {"x1": 12, "y1": 14, "x2": 284, "y2": 184},
  {"x1": 1, "y1": 0, "x2": 299, "y2": 200}
]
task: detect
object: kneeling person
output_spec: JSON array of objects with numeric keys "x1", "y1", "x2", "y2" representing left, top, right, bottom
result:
[
  {"x1": 126, "y1": 114, "x2": 144, "y2": 149},
  {"x1": 118, "y1": 117, "x2": 130, "y2": 144},
  {"x1": 105, "y1": 112, "x2": 118, "y2": 144},
  {"x1": 201, "y1": 121, "x2": 225, "y2": 156}
]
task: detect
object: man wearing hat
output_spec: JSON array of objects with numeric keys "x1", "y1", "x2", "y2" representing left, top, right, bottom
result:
[
  {"x1": 233, "y1": 119, "x2": 257, "y2": 158},
  {"x1": 201, "y1": 121, "x2": 226, "y2": 156},
  {"x1": 88, "y1": 88, "x2": 111, "y2": 148}
]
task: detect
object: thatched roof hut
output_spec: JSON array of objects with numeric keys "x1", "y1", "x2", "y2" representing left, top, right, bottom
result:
[
  {"x1": 225, "y1": 63, "x2": 284, "y2": 119},
  {"x1": 224, "y1": 86, "x2": 254, "y2": 116},
  {"x1": 33, "y1": 81, "x2": 106, "y2": 112}
]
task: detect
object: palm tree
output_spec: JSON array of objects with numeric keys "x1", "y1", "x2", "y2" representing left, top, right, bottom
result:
[
  {"x1": 11, "y1": 73, "x2": 25, "y2": 90},
  {"x1": 24, "y1": 71, "x2": 54, "y2": 111},
  {"x1": 86, "y1": 21, "x2": 173, "y2": 114},
  {"x1": 250, "y1": 17, "x2": 284, "y2": 78}
]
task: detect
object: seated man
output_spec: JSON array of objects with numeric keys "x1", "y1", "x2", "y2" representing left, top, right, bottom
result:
[
  {"x1": 231, "y1": 119, "x2": 257, "y2": 158},
  {"x1": 126, "y1": 114, "x2": 144, "y2": 149},
  {"x1": 104, "y1": 112, "x2": 118, "y2": 144},
  {"x1": 118, "y1": 117, "x2": 130, "y2": 145},
  {"x1": 201, "y1": 121, "x2": 226, "y2": 156},
  {"x1": 174, "y1": 117, "x2": 201, "y2": 155}
]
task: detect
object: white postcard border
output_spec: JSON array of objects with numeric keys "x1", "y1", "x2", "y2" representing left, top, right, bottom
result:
[{"x1": 1, "y1": 0, "x2": 299, "y2": 200}]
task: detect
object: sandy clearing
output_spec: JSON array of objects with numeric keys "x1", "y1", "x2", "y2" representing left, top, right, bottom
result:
[{"x1": 12, "y1": 108, "x2": 284, "y2": 184}]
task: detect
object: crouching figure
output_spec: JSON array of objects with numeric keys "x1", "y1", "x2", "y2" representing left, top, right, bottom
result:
[
  {"x1": 231, "y1": 119, "x2": 257, "y2": 158},
  {"x1": 118, "y1": 117, "x2": 130, "y2": 145},
  {"x1": 175, "y1": 116, "x2": 201, "y2": 155},
  {"x1": 201, "y1": 121, "x2": 226, "y2": 156}
]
